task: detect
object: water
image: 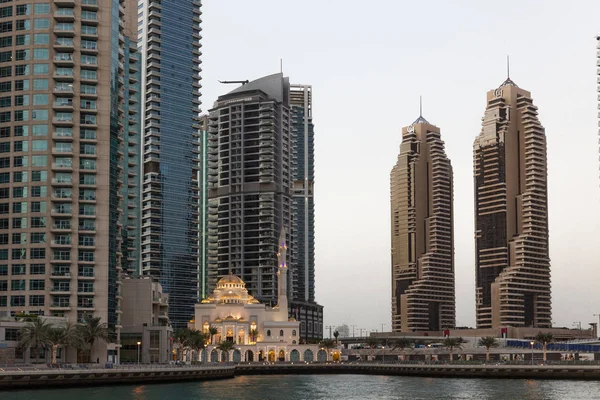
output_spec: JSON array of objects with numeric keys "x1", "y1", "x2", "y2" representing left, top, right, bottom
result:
[{"x1": 2, "y1": 375, "x2": 600, "y2": 400}]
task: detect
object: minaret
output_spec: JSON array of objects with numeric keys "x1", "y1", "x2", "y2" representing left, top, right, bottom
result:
[{"x1": 276, "y1": 226, "x2": 289, "y2": 321}]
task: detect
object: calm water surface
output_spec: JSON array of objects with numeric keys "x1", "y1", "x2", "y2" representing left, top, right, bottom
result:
[{"x1": 2, "y1": 375, "x2": 600, "y2": 400}]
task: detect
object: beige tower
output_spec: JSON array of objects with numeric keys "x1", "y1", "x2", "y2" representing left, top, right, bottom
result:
[
  {"x1": 474, "y1": 77, "x2": 551, "y2": 329},
  {"x1": 390, "y1": 113, "x2": 454, "y2": 332}
]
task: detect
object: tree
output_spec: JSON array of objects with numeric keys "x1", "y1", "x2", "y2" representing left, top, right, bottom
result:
[
  {"x1": 189, "y1": 330, "x2": 210, "y2": 362},
  {"x1": 18, "y1": 318, "x2": 51, "y2": 364},
  {"x1": 209, "y1": 326, "x2": 218, "y2": 345},
  {"x1": 478, "y1": 336, "x2": 498, "y2": 362},
  {"x1": 249, "y1": 328, "x2": 259, "y2": 344},
  {"x1": 173, "y1": 328, "x2": 191, "y2": 361},
  {"x1": 77, "y1": 316, "x2": 113, "y2": 363},
  {"x1": 216, "y1": 340, "x2": 235, "y2": 362},
  {"x1": 46, "y1": 323, "x2": 82, "y2": 364},
  {"x1": 442, "y1": 337, "x2": 464, "y2": 362},
  {"x1": 366, "y1": 337, "x2": 379, "y2": 361},
  {"x1": 391, "y1": 337, "x2": 413, "y2": 361},
  {"x1": 320, "y1": 339, "x2": 336, "y2": 361},
  {"x1": 333, "y1": 330, "x2": 339, "y2": 344},
  {"x1": 535, "y1": 332, "x2": 554, "y2": 362}
]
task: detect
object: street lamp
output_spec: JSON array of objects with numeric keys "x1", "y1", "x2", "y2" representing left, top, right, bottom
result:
[
  {"x1": 530, "y1": 341, "x2": 534, "y2": 365},
  {"x1": 382, "y1": 346, "x2": 385, "y2": 363},
  {"x1": 137, "y1": 341, "x2": 141, "y2": 365}
]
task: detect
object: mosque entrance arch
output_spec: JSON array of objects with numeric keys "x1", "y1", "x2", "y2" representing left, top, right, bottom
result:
[
  {"x1": 233, "y1": 349, "x2": 241, "y2": 363},
  {"x1": 258, "y1": 350, "x2": 264, "y2": 362},
  {"x1": 317, "y1": 349, "x2": 327, "y2": 362},
  {"x1": 201, "y1": 349, "x2": 208, "y2": 363},
  {"x1": 221, "y1": 350, "x2": 229, "y2": 362},
  {"x1": 210, "y1": 349, "x2": 219, "y2": 363},
  {"x1": 278, "y1": 350, "x2": 285, "y2": 362},
  {"x1": 303, "y1": 349, "x2": 314, "y2": 362},
  {"x1": 332, "y1": 351, "x2": 340, "y2": 362},
  {"x1": 290, "y1": 349, "x2": 300, "y2": 362},
  {"x1": 246, "y1": 350, "x2": 254, "y2": 362},
  {"x1": 268, "y1": 350, "x2": 276, "y2": 362}
]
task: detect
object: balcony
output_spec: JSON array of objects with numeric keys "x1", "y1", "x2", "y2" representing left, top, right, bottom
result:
[
  {"x1": 53, "y1": 39, "x2": 74, "y2": 51},
  {"x1": 52, "y1": 117, "x2": 74, "y2": 127},
  {"x1": 52, "y1": 100, "x2": 74, "y2": 111},
  {"x1": 81, "y1": 0, "x2": 98, "y2": 10},
  {"x1": 54, "y1": 9, "x2": 75, "y2": 21},
  {"x1": 54, "y1": 54, "x2": 74, "y2": 66},
  {"x1": 54, "y1": 24, "x2": 75, "y2": 37}
]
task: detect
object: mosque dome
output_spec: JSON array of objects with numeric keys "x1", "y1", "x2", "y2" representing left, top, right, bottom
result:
[{"x1": 217, "y1": 274, "x2": 245, "y2": 286}]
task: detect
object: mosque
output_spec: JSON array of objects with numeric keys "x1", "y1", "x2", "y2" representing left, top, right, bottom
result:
[{"x1": 189, "y1": 228, "x2": 333, "y2": 362}]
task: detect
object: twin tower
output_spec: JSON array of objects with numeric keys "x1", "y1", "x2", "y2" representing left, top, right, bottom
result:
[{"x1": 390, "y1": 77, "x2": 551, "y2": 332}]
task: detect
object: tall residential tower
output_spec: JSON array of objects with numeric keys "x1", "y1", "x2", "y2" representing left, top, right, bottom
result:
[
  {"x1": 137, "y1": 0, "x2": 202, "y2": 328},
  {"x1": 473, "y1": 77, "x2": 551, "y2": 329},
  {"x1": 390, "y1": 114, "x2": 455, "y2": 332},
  {"x1": 206, "y1": 74, "x2": 323, "y2": 341},
  {"x1": 0, "y1": 0, "x2": 142, "y2": 362}
]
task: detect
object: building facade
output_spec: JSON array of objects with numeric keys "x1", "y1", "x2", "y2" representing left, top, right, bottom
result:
[
  {"x1": 0, "y1": 0, "x2": 142, "y2": 362},
  {"x1": 137, "y1": 0, "x2": 202, "y2": 328},
  {"x1": 206, "y1": 74, "x2": 323, "y2": 341},
  {"x1": 390, "y1": 115, "x2": 454, "y2": 332},
  {"x1": 120, "y1": 276, "x2": 172, "y2": 364},
  {"x1": 473, "y1": 77, "x2": 551, "y2": 329}
]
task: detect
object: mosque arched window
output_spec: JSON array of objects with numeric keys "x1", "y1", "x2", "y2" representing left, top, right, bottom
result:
[
  {"x1": 279, "y1": 330, "x2": 284, "y2": 337},
  {"x1": 267, "y1": 330, "x2": 271, "y2": 337},
  {"x1": 292, "y1": 330, "x2": 296, "y2": 336}
]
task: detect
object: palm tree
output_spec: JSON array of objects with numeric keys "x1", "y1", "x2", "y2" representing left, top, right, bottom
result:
[
  {"x1": 209, "y1": 326, "x2": 218, "y2": 345},
  {"x1": 77, "y1": 316, "x2": 113, "y2": 363},
  {"x1": 442, "y1": 337, "x2": 463, "y2": 362},
  {"x1": 333, "y1": 330, "x2": 339, "y2": 344},
  {"x1": 188, "y1": 330, "x2": 210, "y2": 362},
  {"x1": 391, "y1": 337, "x2": 413, "y2": 361},
  {"x1": 47, "y1": 323, "x2": 81, "y2": 364},
  {"x1": 216, "y1": 340, "x2": 235, "y2": 362},
  {"x1": 173, "y1": 328, "x2": 191, "y2": 361},
  {"x1": 535, "y1": 332, "x2": 554, "y2": 362},
  {"x1": 478, "y1": 336, "x2": 498, "y2": 362},
  {"x1": 18, "y1": 317, "x2": 51, "y2": 364},
  {"x1": 320, "y1": 339, "x2": 336, "y2": 361},
  {"x1": 249, "y1": 328, "x2": 259, "y2": 344}
]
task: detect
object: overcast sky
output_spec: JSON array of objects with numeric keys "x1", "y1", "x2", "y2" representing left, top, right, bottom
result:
[{"x1": 201, "y1": 0, "x2": 600, "y2": 335}]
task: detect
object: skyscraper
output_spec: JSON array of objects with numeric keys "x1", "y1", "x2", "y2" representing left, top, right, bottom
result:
[
  {"x1": 206, "y1": 74, "x2": 323, "y2": 341},
  {"x1": 0, "y1": 0, "x2": 142, "y2": 361},
  {"x1": 290, "y1": 85, "x2": 314, "y2": 303},
  {"x1": 473, "y1": 77, "x2": 551, "y2": 329},
  {"x1": 137, "y1": 0, "x2": 202, "y2": 328},
  {"x1": 390, "y1": 114, "x2": 455, "y2": 332}
]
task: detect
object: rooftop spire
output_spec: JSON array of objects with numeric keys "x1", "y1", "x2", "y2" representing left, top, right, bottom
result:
[
  {"x1": 412, "y1": 95, "x2": 430, "y2": 125},
  {"x1": 499, "y1": 55, "x2": 518, "y2": 88}
]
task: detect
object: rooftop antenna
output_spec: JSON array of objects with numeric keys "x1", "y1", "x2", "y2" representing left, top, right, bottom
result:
[
  {"x1": 507, "y1": 55, "x2": 510, "y2": 79},
  {"x1": 419, "y1": 95, "x2": 423, "y2": 117},
  {"x1": 218, "y1": 80, "x2": 249, "y2": 85},
  {"x1": 280, "y1": 58, "x2": 283, "y2": 73}
]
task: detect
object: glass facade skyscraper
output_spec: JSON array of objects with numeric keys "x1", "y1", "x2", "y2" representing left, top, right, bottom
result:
[{"x1": 137, "y1": 0, "x2": 202, "y2": 328}]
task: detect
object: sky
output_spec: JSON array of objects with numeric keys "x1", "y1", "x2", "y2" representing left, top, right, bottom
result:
[{"x1": 201, "y1": 0, "x2": 600, "y2": 335}]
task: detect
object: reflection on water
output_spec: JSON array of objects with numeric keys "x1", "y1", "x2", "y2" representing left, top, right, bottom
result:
[{"x1": 3, "y1": 375, "x2": 600, "y2": 400}]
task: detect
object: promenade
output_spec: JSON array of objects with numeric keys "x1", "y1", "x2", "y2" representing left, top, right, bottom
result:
[{"x1": 2, "y1": 361, "x2": 600, "y2": 390}]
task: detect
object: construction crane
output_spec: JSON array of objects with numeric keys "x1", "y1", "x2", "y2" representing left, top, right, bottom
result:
[{"x1": 218, "y1": 80, "x2": 249, "y2": 85}]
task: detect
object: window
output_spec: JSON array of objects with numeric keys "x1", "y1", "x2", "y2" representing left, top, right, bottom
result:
[
  {"x1": 78, "y1": 281, "x2": 94, "y2": 293},
  {"x1": 14, "y1": 110, "x2": 29, "y2": 122},
  {"x1": 4, "y1": 328, "x2": 19, "y2": 341},
  {"x1": 0, "y1": 36, "x2": 11, "y2": 48},
  {"x1": 0, "y1": 296, "x2": 6, "y2": 307},
  {"x1": 32, "y1": 94, "x2": 48, "y2": 105},
  {"x1": 13, "y1": 156, "x2": 28, "y2": 168},
  {"x1": 33, "y1": 4, "x2": 49, "y2": 15},
  {"x1": 0, "y1": 203, "x2": 6, "y2": 213},
  {"x1": 29, "y1": 279, "x2": 44, "y2": 290},
  {"x1": 11, "y1": 295, "x2": 25, "y2": 307},
  {"x1": 0, "y1": 264, "x2": 6, "y2": 275},
  {"x1": 31, "y1": 155, "x2": 46, "y2": 167},
  {"x1": 15, "y1": 79, "x2": 29, "y2": 91},
  {"x1": 33, "y1": 79, "x2": 48, "y2": 90},
  {"x1": 12, "y1": 217, "x2": 26, "y2": 229},
  {"x1": 30, "y1": 202, "x2": 46, "y2": 213},
  {"x1": 0, "y1": 96, "x2": 9, "y2": 108},
  {"x1": 33, "y1": 49, "x2": 48, "y2": 60},
  {"x1": 30, "y1": 264, "x2": 45, "y2": 274},
  {"x1": 29, "y1": 295, "x2": 44, "y2": 306},
  {"x1": 32, "y1": 124, "x2": 47, "y2": 136},
  {"x1": 0, "y1": 279, "x2": 5, "y2": 290},
  {"x1": 0, "y1": 51, "x2": 11, "y2": 63},
  {"x1": 11, "y1": 279, "x2": 26, "y2": 290},
  {"x1": 266, "y1": 330, "x2": 271, "y2": 337},
  {"x1": 0, "y1": 172, "x2": 8, "y2": 182},
  {"x1": 0, "y1": 219, "x2": 7, "y2": 230},
  {"x1": 78, "y1": 251, "x2": 94, "y2": 262},
  {"x1": 0, "y1": 81, "x2": 10, "y2": 92},
  {"x1": 79, "y1": 236, "x2": 94, "y2": 246},
  {"x1": 33, "y1": 33, "x2": 48, "y2": 44},
  {"x1": 32, "y1": 110, "x2": 47, "y2": 121},
  {"x1": 15, "y1": 34, "x2": 29, "y2": 46},
  {"x1": 33, "y1": 63, "x2": 48, "y2": 73},
  {"x1": 0, "y1": 6, "x2": 12, "y2": 18},
  {"x1": 292, "y1": 330, "x2": 297, "y2": 336},
  {"x1": 30, "y1": 186, "x2": 46, "y2": 197},
  {"x1": 16, "y1": 19, "x2": 29, "y2": 31},
  {"x1": 12, "y1": 233, "x2": 25, "y2": 244},
  {"x1": 13, "y1": 140, "x2": 28, "y2": 152},
  {"x1": 33, "y1": 18, "x2": 49, "y2": 30},
  {"x1": 30, "y1": 232, "x2": 46, "y2": 244},
  {"x1": 12, "y1": 202, "x2": 26, "y2": 213},
  {"x1": 279, "y1": 330, "x2": 284, "y2": 337},
  {"x1": 30, "y1": 217, "x2": 46, "y2": 229},
  {"x1": 15, "y1": 64, "x2": 29, "y2": 76},
  {"x1": 0, "y1": 21, "x2": 11, "y2": 33},
  {"x1": 0, "y1": 233, "x2": 6, "y2": 244},
  {"x1": 16, "y1": 4, "x2": 30, "y2": 16},
  {"x1": 0, "y1": 111, "x2": 10, "y2": 122},
  {"x1": 0, "y1": 65, "x2": 10, "y2": 77},
  {"x1": 31, "y1": 171, "x2": 46, "y2": 181},
  {"x1": 32, "y1": 139, "x2": 47, "y2": 151},
  {"x1": 14, "y1": 171, "x2": 28, "y2": 182},
  {"x1": 14, "y1": 95, "x2": 29, "y2": 106},
  {"x1": 16, "y1": 49, "x2": 29, "y2": 61}
]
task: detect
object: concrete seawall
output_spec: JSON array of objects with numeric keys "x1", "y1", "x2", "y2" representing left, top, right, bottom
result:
[
  {"x1": 236, "y1": 363, "x2": 600, "y2": 380},
  {"x1": 0, "y1": 366, "x2": 235, "y2": 390}
]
